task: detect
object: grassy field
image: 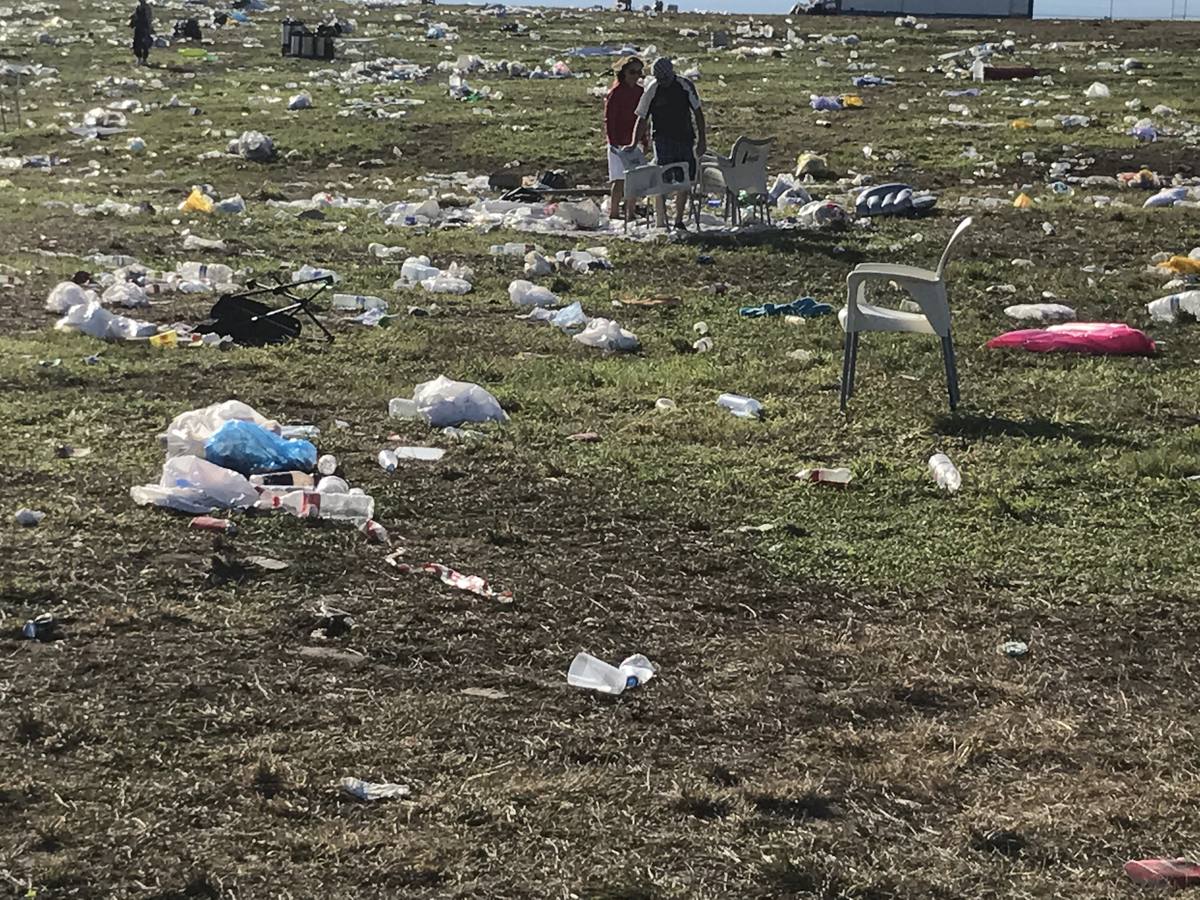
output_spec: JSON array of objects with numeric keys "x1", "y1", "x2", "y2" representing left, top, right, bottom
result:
[{"x1": 3, "y1": 2, "x2": 1200, "y2": 897}]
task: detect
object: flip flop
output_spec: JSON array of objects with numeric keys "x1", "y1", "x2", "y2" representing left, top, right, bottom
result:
[{"x1": 1124, "y1": 858, "x2": 1200, "y2": 887}]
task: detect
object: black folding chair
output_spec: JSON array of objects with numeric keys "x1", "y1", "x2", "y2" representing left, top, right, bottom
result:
[{"x1": 202, "y1": 275, "x2": 336, "y2": 346}]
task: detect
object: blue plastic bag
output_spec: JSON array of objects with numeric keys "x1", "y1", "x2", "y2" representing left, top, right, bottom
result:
[{"x1": 203, "y1": 419, "x2": 317, "y2": 475}]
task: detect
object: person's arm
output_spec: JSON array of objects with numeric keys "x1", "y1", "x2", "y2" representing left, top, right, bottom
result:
[
  {"x1": 694, "y1": 108, "x2": 707, "y2": 157},
  {"x1": 627, "y1": 115, "x2": 649, "y2": 152}
]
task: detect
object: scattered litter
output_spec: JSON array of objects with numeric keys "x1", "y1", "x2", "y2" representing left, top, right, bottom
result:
[
  {"x1": 1147, "y1": 291, "x2": 1200, "y2": 324},
  {"x1": 796, "y1": 467, "x2": 852, "y2": 486},
  {"x1": 573, "y1": 317, "x2": 639, "y2": 352},
  {"x1": 1004, "y1": 303, "x2": 1076, "y2": 324},
  {"x1": 388, "y1": 558, "x2": 514, "y2": 603},
  {"x1": 15, "y1": 508, "x2": 45, "y2": 527},
  {"x1": 739, "y1": 298, "x2": 832, "y2": 318},
  {"x1": 389, "y1": 376, "x2": 508, "y2": 427},
  {"x1": 340, "y1": 778, "x2": 411, "y2": 802},
  {"x1": 928, "y1": 453, "x2": 961, "y2": 493},
  {"x1": 22, "y1": 613, "x2": 57, "y2": 640},
  {"x1": 568, "y1": 652, "x2": 655, "y2": 695},
  {"x1": 999, "y1": 640, "x2": 1029, "y2": 658},
  {"x1": 190, "y1": 515, "x2": 237, "y2": 534},
  {"x1": 716, "y1": 393, "x2": 763, "y2": 419}
]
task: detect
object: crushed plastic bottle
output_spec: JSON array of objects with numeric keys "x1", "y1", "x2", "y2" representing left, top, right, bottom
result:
[
  {"x1": 716, "y1": 393, "x2": 763, "y2": 419},
  {"x1": 1147, "y1": 290, "x2": 1200, "y2": 324},
  {"x1": 928, "y1": 452, "x2": 961, "y2": 493},
  {"x1": 796, "y1": 467, "x2": 852, "y2": 486},
  {"x1": 567, "y1": 652, "x2": 656, "y2": 695}
]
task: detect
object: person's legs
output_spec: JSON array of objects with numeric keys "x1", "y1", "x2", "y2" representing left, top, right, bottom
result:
[
  {"x1": 673, "y1": 190, "x2": 687, "y2": 228},
  {"x1": 610, "y1": 179, "x2": 624, "y2": 219}
]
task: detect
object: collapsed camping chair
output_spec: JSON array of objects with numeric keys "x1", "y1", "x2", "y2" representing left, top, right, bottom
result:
[
  {"x1": 855, "y1": 182, "x2": 937, "y2": 218},
  {"x1": 201, "y1": 275, "x2": 335, "y2": 346}
]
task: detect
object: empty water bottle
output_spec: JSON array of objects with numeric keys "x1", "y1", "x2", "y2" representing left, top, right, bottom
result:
[
  {"x1": 332, "y1": 293, "x2": 387, "y2": 311},
  {"x1": 377, "y1": 449, "x2": 398, "y2": 472},
  {"x1": 567, "y1": 652, "x2": 656, "y2": 695},
  {"x1": 177, "y1": 261, "x2": 234, "y2": 285},
  {"x1": 928, "y1": 453, "x2": 961, "y2": 493},
  {"x1": 716, "y1": 393, "x2": 763, "y2": 419},
  {"x1": 1147, "y1": 290, "x2": 1200, "y2": 323},
  {"x1": 317, "y1": 454, "x2": 338, "y2": 476},
  {"x1": 279, "y1": 424, "x2": 320, "y2": 441}
]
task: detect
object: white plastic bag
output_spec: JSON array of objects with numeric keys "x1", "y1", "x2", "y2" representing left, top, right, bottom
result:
[
  {"x1": 411, "y1": 376, "x2": 508, "y2": 427},
  {"x1": 55, "y1": 300, "x2": 154, "y2": 341},
  {"x1": 1004, "y1": 303, "x2": 1076, "y2": 324},
  {"x1": 553, "y1": 200, "x2": 602, "y2": 229},
  {"x1": 102, "y1": 282, "x2": 149, "y2": 308},
  {"x1": 131, "y1": 454, "x2": 257, "y2": 513},
  {"x1": 163, "y1": 400, "x2": 279, "y2": 459},
  {"x1": 45, "y1": 281, "x2": 96, "y2": 313},
  {"x1": 1084, "y1": 82, "x2": 1110, "y2": 99},
  {"x1": 573, "y1": 317, "x2": 639, "y2": 351},
  {"x1": 508, "y1": 279, "x2": 558, "y2": 307}
]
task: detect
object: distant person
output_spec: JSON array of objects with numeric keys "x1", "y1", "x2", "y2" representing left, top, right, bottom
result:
[
  {"x1": 604, "y1": 56, "x2": 647, "y2": 222},
  {"x1": 626, "y1": 57, "x2": 706, "y2": 230},
  {"x1": 129, "y1": 0, "x2": 153, "y2": 66}
]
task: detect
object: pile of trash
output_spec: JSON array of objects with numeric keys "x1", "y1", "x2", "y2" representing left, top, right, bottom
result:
[
  {"x1": 395, "y1": 256, "x2": 474, "y2": 294},
  {"x1": 131, "y1": 401, "x2": 385, "y2": 538},
  {"x1": 510, "y1": 278, "x2": 639, "y2": 352}
]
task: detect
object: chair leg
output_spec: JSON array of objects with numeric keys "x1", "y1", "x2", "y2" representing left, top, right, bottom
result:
[
  {"x1": 840, "y1": 330, "x2": 854, "y2": 411},
  {"x1": 847, "y1": 332, "x2": 860, "y2": 401},
  {"x1": 941, "y1": 333, "x2": 960, "y2": 410}
]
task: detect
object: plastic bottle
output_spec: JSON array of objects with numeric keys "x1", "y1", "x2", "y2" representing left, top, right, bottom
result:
[
  {"x1": 177, "y1": 262, "x2": 234, "y2": 285},
  {"x1": 797, "y1": 467, "x2": 852, "y2": 486},
  {"x1": 317, "y1": 454, "x2": 338, "y2": 476},
  {"x1": 377, "y1": 449, "x2": 398, "y2": 472},
  {"x1": 389, "y1": 397, "x2": 419, "y2": 419},
  {"x1": 567, "y1": 652, "x2": 656, "y2": 695},
  {"x1": 693, "y1": 336, "x2": 714, "y2": 353},
  {"x1": 928, "y1": 453, "x2": 961, "y2": 493},
  {"x1": 279, "y1": 424, "x2": 320, "y2": 441},
  {"x1": 716, "y1": 393, "x2": 763, "y2": 419},
  {"x1": 1147, "y1": 290, "x2": 1200, "y2": 323},
  {"x1": 400, "y1": 257, "x2": 440, "y2": 284},
  {"x1": 279, "y1": 490, "x2": 374, "y2": 522},
  {"x1": 332, "y1": 293, "x2": 387, "y2": 311},
  {"x1": 316, "y1": 475, "x2": 349, "y2": 494},
  {"x1": 249, "y1": 471, "x2": 314, "y2": 488}
]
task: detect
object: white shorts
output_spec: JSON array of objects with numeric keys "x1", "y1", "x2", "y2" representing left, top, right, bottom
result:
[{"x1": 607, "y1": 146, "x2": 626, "y2": 182}]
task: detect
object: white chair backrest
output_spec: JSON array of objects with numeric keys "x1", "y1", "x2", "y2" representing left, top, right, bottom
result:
[
  {"x1": 935, "y1": 216, "x2": 973, "y2": 280},
  {"x1": 727, "y1": 136, "x2": 772, "y2": 194}
]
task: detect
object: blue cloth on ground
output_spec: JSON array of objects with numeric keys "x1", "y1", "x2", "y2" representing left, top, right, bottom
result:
[{"x1": 739, "y1": 297, "x2": 833, "y2": 318}]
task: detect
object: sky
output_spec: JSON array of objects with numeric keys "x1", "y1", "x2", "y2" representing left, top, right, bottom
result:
[{"x1": 498, "y1": 0, "x2": 1200, "y2": 17}]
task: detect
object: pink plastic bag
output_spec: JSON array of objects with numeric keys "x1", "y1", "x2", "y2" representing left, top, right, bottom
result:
[{"x1": 987, "y1": 322, "x2": 1157, "y2": 356}]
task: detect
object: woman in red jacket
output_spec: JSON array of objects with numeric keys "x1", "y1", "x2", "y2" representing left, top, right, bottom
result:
[{"x1": 604, "y1": 56, "x2": 646, "y2": 222}]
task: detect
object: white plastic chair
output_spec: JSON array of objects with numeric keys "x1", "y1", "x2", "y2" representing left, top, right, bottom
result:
[
  {"x1": 839, "y1": 216, "x2": 973, "y2": 411},
  {"x1": 700, "y1": 136, "x2": 773, "y2": 225},
  {"x1": 623, "y1": 161, "x2": 696, "y2": 230}
]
